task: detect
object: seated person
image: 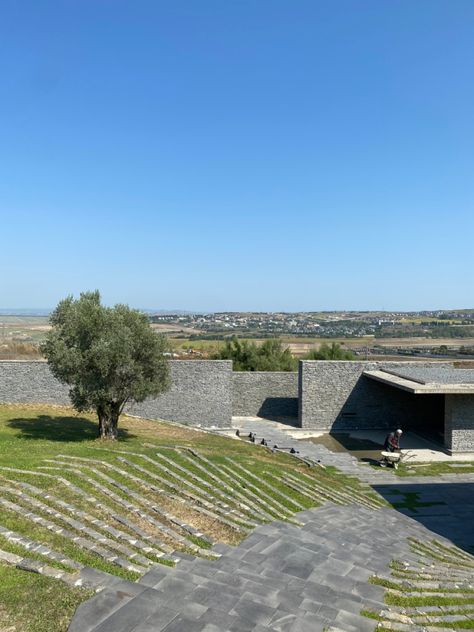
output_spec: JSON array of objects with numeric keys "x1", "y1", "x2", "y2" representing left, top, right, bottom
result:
[{"x1": 383, "y1": 428, "x2": 402, "y2": 452}]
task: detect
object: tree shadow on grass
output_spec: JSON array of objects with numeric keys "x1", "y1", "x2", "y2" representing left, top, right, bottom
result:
[{"x1": 7, "y1": 415, "x2": 135, "y2": 442}]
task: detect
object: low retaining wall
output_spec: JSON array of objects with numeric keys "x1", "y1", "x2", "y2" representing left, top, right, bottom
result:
[
  {"x1": 232, "y1": 372, "x2": 298, "y2": 418},
  {"x1": 0, "y1": 360, "x2": 233, "y2": 429}
]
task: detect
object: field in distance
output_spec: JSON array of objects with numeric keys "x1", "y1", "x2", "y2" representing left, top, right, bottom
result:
[{"x1": 2, "y1": 315, "x2": 474, "y2": 361}]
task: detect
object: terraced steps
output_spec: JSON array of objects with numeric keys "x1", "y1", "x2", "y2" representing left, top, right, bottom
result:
[
  {"x1": 369, "y1": 537, "x2": 474, "y2": 630},
  {"x1": 4, "y1": 444, "x2": 379, "y2": 584}
]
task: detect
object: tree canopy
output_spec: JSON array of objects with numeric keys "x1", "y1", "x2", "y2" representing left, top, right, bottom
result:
[
  {"x1": 41, "y1": 291, "x2": 170, "y2": 439},
  {"x1": 215, "y1": 337, "x2": 297, "y2": 371},
  {"x1": 306, "y1": 342, "x2": 355, "y2": 360}
]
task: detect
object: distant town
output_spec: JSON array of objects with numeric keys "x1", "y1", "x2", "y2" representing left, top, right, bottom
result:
[
  {"x1": 151, "y1": 309, "x2": 474, "y2": 339},
  {"x1": 2, "y1": 309, "x2": 474, "y2": 361}
]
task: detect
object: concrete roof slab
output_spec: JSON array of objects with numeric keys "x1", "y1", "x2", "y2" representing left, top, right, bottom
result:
[{"x1": 363, "y1": 369, "x2": 474, "y2": 394}]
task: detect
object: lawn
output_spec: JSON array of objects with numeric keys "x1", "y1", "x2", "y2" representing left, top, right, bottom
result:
[
  {"x1": 394, "y1": 461, "x2": 474, "y2": 476},
  {"x1": 0, "y1": 564, "x2": 93, "y2": 632}
]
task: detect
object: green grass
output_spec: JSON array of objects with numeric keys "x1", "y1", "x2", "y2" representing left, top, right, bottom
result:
[
  {"x1": 365, "y1": 538, "x2": 474, "y2": 631},
  {"x1": 0, "y1": 562, "x2": 93, "y2": 632},
  {"x1": 395, "y1": 461, "x2": 474, "y2": 476}
]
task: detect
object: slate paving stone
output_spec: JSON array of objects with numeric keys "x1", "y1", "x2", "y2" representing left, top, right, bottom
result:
[
  {"x1": 229, "y1": 598, "x2": 276, "y2": 626},
  {"x1": 315, "y1": 603, "x2": 340, "y2": 621},
  {"x1": 273, "y1": 588, "x2": 305, "y2": 612},
  {"x1": 68, "y1": 580, "x2": 147, "y2": 632},
  {"x1": 268, "y1": 611, "x2": 299, "y2": 632},
  {"x1": 138, "y1": 567, "x2": 171, "y2": 588},
  {"x1": 187, "y1": 585, "x2": 241, "y2": 611},
  {"x1": 90, "y1": 589, "x2": 166, "y2": 632},
  {"x1": 198, "y1": 607, "x2": 241, "y2": 629},
  {"x1": 280, "y1": 558, "x2": 315, "y2": 580},
  {"x1": 161, "y1": 615, "x2": 208, "y2": 632},
  {"x1": 151, "y1": 575, "x2": 198, "y2": 596},
  {"x1": 288, "y1": 611, "x2": 329, "y2": 631},
  {"x1": 131, "y1": 606, "x2": 178, "y2": 631},
  {"x1": 239, "y1": 590, "x2": 280, "y2": 609},
  {"x1": 334, "y1": 609, "x2": 375, "y2": 632},
  {"x1": 178, "y1": 602, "x2": 209, "y2": 619},
  {"x1": 298, "y1": 598, "x2": 324, "y2": 614}
]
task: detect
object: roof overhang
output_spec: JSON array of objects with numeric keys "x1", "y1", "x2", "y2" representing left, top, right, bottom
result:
[{"x1": 363, "y1": 370, "x2": 474, "y2": 395}]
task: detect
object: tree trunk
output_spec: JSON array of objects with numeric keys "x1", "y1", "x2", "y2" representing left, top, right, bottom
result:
[{"x1": 97, "y1": 403, "x2": 120, "y2": 440}]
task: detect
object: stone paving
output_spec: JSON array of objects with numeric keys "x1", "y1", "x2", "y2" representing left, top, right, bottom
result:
[
  {"x1": 66, "y1": 418, "x2": 474, "y2": 632},
  {"x1": 70, "y1": 503, "x2": 448, "y2": 632},
  {"x1": 231, "y1": 417, "x2": 474, "y2": 486}
]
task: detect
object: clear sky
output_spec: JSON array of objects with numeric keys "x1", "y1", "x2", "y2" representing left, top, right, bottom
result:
[{"x1": 1, "y1": 1, "x2": 473, "y2": 312}]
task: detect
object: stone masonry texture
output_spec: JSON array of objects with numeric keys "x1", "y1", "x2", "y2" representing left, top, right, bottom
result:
[
  {"x1": 445, "y1": 394, "x2": 474, "y2": 452},
  {"x1": 232, "y1": 371, "x2": 298, "y2": 418},
  {"x1": 298, "y1": 360, "x2": 455, "y2": 432},
  {"x1": 2, "y1": 359, "x2": 474, "y2": 445},
  {"x1": 0, "y1": 360, "x2": 233, "y2": 429},
  {"x1": 130, "y1": 360, "x2": 232, "y2": 428},
  {"x1": 0, "y1": 361, "x2": 71, "y2": 405}
]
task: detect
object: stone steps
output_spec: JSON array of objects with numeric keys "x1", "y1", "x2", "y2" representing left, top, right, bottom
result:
[
  {"x1": 0, "y1": 524, "x2": 82, "y2": 571},
  {"x1": 56, "y1": 455, "x2": 213, "y2": 550},
  {"x1": 0, "y1": 481, "x2": 158, "y2": 568},
  {"x1": 69, "y1": 503, "x2": 429, "y2": 632},
  {"x1": 37, "y1": 465, "x2": 179, "y2": 561},
  {"x1": 0, "y1": 547, "x2": 81, "y2": 583},
  {"x1": 116, "y1": 454, "x2": 255, "y2": 530},
  {"x1": 0, "y1": 495, "x2": 146, "y2": 575}
]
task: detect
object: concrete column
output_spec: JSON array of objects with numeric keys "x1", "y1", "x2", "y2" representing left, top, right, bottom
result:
[{"x1": 444, "y1": 395, "x2": 474, "y2": 453}]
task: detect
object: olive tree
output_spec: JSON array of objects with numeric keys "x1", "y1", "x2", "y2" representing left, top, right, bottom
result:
[{"x1": 41, "y1": 291, "x2": 170, "y2": 439}]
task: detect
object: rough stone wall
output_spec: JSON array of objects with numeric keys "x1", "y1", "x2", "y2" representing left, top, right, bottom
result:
[
  {"x1": 0, "y1": 360, "x2": 233, "y2": 429},
  {"x1": 130, "y1": 361, "x2": 232, "y2": 428},
  {"x1": 232, "y1": 372, "x2": 298, "y2": 418},
  {"x1": 0, "y1": 361, "x2": 70, "y2": 404},
  {"x1": 299, "y1": 360, "x2": 455, "y2": 431},
  {"x1": 445, "y1": 395, "x2": 474, "y2": 452}
]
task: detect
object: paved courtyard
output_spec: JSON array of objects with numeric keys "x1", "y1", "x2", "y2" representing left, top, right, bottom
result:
[{"x1": 67, "y1": 419, "x2": 474, "y2": 632}]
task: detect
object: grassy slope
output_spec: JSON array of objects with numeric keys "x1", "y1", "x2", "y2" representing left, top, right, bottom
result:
[
  {"x1": 0, "y1": 404, "x2": 317, "y2": 631},
  {"x1": 0, "y1": 404, "x2": 385, "y2": 631},
  {"x1": 0, "y1": 564, "x2": 93, "y2": 632}
]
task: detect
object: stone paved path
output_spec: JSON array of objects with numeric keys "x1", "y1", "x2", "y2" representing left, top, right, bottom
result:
[
  {"x1": 69, "y1": 503, "x2": 456, "y2": 632},
  {"x1": 67, "y1": 420, "x2": 474, "y2": 632},
  {"x1": 232, "y1": 417, "x2": 474, "y2": 487}
]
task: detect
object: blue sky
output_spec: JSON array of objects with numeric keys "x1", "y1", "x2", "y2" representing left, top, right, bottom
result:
[{"x1": 1, "y1": 1, "x2": 473, "y2": 312}]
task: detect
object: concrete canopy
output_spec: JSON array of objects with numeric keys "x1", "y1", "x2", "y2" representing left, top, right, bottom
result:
[{"x1": 363, "y1": 367, "x2": 474, "y2": 395}]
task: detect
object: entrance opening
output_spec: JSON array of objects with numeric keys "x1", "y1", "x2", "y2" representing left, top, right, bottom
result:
[{"x1": 410, "y1": 394, "x2": 445, "y2": 446}]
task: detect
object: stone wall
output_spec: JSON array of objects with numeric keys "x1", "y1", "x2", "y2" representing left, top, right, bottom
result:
[
  {"x1": 299, "y1": 360, "x2": 455, "y2": 431},
  {"x1": 3, "y1": 359, "x2": 473, "y2": 441},
  {"x1": 0, "y1": 361, "x2": 71, "y2": 405},
  {"x1": 232, "y1": 372, "x2": 298, "y2": 418},
  {"x1": 0, "y1": 360, "x2": 233, "y2": 429},
  {"x1": 130, "y1": 361, "x2": 232, "y2": 428},
  {"x1": 445, "y1": 395, "x2": 474, "y2": 453}
]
